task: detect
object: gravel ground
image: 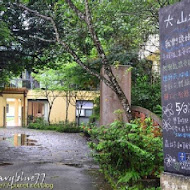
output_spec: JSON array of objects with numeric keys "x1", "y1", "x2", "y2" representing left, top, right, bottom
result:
[{"x1": 0, "y1": 127, "x2": 112, "y2": 190}]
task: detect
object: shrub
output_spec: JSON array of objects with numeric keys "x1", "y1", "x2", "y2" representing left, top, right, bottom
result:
[
  {"x1": 83, "y1": 118, "x2": 163, "y2": 189},
  {"x1": 28, "y1": 120, "x2": 81, "y2": 133},
  {"x1": 132, "y1": 75, "x2": 161, "y2": 114},
  {"x1": 56, "y1": 126, "x2": 81, "y2": 133},
  {"x1": 89, "y1": 96, "x2": 100, "y2": 124},
  {"x1": 28, "y1": 117, "x2": 47, "y2": 130}
]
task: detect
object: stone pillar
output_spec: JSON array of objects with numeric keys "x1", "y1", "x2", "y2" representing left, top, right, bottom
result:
[
  {"x1": 100, "y1": 65, "x2": 131, "y2": 126},
  {"x1": 0, "y1": 96, "x2": 6, "y2": 127},
  {"x1": 161, "y1": 172, "x2": 190, "y2": 190},
  {"x1": 14, "y1": 99, "x2": 19, "y2": 126},
  {"x1": 0, "y1": 97, "x2": 4, "y2": 127}
]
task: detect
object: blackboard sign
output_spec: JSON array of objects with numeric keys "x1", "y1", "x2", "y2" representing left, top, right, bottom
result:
[{"x1": 160, "y1": 0, "x2": 190, "y2": 175}]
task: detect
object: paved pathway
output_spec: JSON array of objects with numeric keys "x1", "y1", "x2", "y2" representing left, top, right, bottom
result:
[{"x1": 0, "y1": 127, "x2": 112, "y2": 190}]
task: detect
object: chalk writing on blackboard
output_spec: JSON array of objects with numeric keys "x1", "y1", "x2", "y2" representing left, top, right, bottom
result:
[
  {"x1": 164, "y1": 11, "x2": 190, "y2": 28},
  {"x1": 164, "y1": 153, "x2": 190, "y2": 170},
  {"x1": 164, "y1": 90, "x2": 190, "y2": 101},
  {"x1": 164, "y1": 154, "x2": 178, "y2": 168},
  {"x1": 163, "y1": 103, "x2": 174, "y2": 117},
  {"x1": 164, "y1": 15, "x2": 174, "y2": 28},
  {"x1": 162, "y1": 47, "x2": 190, "y2": 60},
  {"x1": 163, "y1": 59, "x2": 190, "y2": 72},
  {"x1": 163, "y1": 80, "x2": 190, "y2": 92},
  {"x1": 160, "y1": 0, "x2": 190, "y2": 175},
  {"x1": 175, "y1": 102, "x2": 190, "y2": 115},
  {"x1": 163, "y1": 118, "x2": 172, "y2": 131}
]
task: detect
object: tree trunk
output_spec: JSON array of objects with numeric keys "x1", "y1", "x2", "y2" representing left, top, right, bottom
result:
[
  {"x1": 84, "y1": 0, "x2": 132, "y2": 120},
  {"x1": 102, "y1": 66, "x2": 132, "y2": 120},
  {"x1": 48, "y1": 104, "x2": 52, "y2": 125}
]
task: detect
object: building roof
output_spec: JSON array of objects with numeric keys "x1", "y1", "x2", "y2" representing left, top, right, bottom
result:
[{"x1": 0, "y1": 87, "x2": 28, "y2": 95}]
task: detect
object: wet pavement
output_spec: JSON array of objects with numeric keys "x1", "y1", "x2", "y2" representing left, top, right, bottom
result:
[{"x1": 0, "y1": 127, "x2": 112, "y2": 190}]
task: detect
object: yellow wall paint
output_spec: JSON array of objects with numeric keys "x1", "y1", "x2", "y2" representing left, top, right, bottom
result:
[
  {"x1": 0, "y1": 96, "x2": 6, "y2": 126},
  {"x1": 0, "y1": 93, "x2": 28, "y2": 127},
  {"x1": 0, "y1": 89, "x2": 99, "y2": 126},
  {"x1": 50, "y1": 96, "x2": 75, "y2": 123},
  {"x1": 27, "y1": 90, "x2": 99, "y2": 123}
]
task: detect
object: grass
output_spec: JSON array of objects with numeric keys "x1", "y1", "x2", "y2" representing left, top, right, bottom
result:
[{"x1": 6, "y1": 117, "x2": 14, "y2": 121}]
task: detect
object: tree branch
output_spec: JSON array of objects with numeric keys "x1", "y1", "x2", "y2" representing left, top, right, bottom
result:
[
  {"x1": 16, "y1": 2, "x2": 116, "y2": 91},
  {"x1": 29, "y1": 35, "x2": 56, "y2": 43},
  {"x1": 65, "y1": 0, "x2": 86, "y2": 21},
  {"x1": 17, "y1": 3, "x2": 60, "y2": 43},
  {"x1": 84, "y1": 0, "x2": 108, "y2": 64},
  {"x1": 66, "y1": 0, "x2": 131, "y2": 116}
]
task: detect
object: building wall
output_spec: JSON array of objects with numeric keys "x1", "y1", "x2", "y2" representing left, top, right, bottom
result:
[
  {"x1": 50, "y1": 96, "x2": 75, "y2": 123},
  {"x1": 0, "y1": 89, "x2": 99, "y2": 127},
  {"x1": 2, "y1": 94, "x2": 27, "y2": 127},
  {"x1": 0, "y1": 96, "x2": 6, "y2": 126},
  {"x1": 27, "y1": 90, "x2": 99, "y2": 124}
]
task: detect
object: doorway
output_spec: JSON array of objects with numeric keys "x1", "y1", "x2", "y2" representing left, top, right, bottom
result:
[
  {"x1": 6, "y1": 98, "x2": 22, "y2": 127},
  {"x1": 28, "y1": 100, "x2": 49, "y2": 123}
]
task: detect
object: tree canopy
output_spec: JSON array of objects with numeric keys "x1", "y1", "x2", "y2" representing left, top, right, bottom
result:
[{"x1": 0, "y1": 0, "x2": 181, "y2": 76}]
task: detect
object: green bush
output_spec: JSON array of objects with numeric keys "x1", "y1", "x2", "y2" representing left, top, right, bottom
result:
[
  {"x1": 132, "y1": 75, "x2": 161, "y2": 113},
  {"x1": 89, "y1": 96, "x2": 100, "y2": 124},
  {"x1": 28, "y1": 119, "x2": 81, "y2": 133},
  {"x1": 82, "y1": 119, "x2": 163, "y2": 189},
  {"x1": 56, "y1": 126, "x2": 81, "y2": 133},
  {"x1": 153, "y1": 105, "x2": 162, "y2": 118},
  {"x1": 28, "y1": 117, "x2": 47, "y2": 130}
]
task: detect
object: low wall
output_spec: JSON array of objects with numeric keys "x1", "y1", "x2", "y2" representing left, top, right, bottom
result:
[
  {"x1": 132, "y1": 106, "x2": 162, "y2": 127},
  {"x1": 161, "y1": 172, "x2": 190, "y2": 190}
]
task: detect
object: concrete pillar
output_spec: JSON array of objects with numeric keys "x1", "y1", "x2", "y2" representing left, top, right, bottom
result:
[
  {"x1": 24, "y1": 93, "x2": 27, "y2": 127},
  {"x1": 18, "y1": 99, "x2": 21, "y2": 126},
  {"x1": 161, "y1": 172, "x2": 190, "y2": 190},
  {"x1": 44, "y1": 102, "x2": 49, "y2": 122},
  {"x1": 0, "y1": 96, "x2": 6, "y2": 127},
  {"x1": 14, "y1": 99, "x2": 19, "y2": 126},
  {"x1": 0, "y1": 97, "x2": 4, "y2": 127},
  {"x1": 100, "y1": 65, "x2": 131, "y2": 126}
]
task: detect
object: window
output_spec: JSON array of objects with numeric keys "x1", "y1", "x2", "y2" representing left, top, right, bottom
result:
[
  {"x1": 85, "y1": 109, "x2": 93, "y2": 117},
  {"x1": 76, "y1": 100, "x2": 94, "y2": 125},
  {"x1": 79, "y1": 117, "x2": 90, "y2": 124}
]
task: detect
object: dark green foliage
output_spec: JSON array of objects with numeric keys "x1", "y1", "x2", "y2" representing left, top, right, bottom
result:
[
  {"x1": 132, "y1": 75, "x2": 161, "y2": 112},
  {"x1": 153, "y1": 105, "x2": 162, "y2": 118},
  {"x1": 81, "y1": 119, "x2": 163, "y2": 189},
  {"x1": 0, "y1": 1, "x2": 62, "y2": 83},
  {"x1": 0, "y1": 0, "x2": 182, "y2": 83},
  {"x1": 89, "y1": 96, "x2": 100, "y2": 124},
  {"x1": 131, "y1": 58, "x2": 161, "y2": 113},
  {"x1": 56, "y1": 126, "x2": 81, "y2": 133}
]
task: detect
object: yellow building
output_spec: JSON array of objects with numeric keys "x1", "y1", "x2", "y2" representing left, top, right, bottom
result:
[{"x1": 0, "y1": 87, "x2": 99, "y2": 127}]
